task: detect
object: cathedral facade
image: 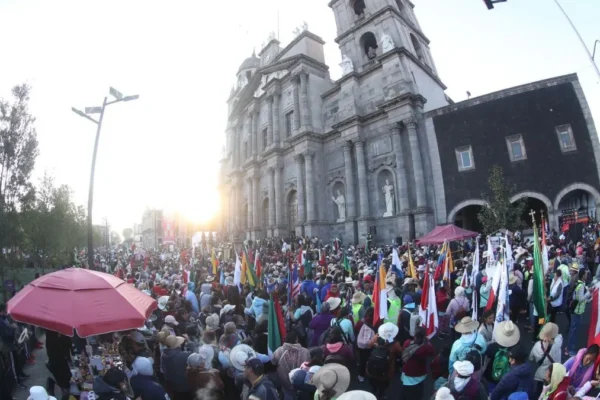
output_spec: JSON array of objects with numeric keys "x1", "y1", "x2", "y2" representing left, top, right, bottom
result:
[{"x1": 218, "y1": 0, "x2": 600, "y2": 245}]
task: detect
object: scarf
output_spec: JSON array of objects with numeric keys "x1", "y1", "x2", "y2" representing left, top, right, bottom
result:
[
  {"x1": 567, "y1": 349, "x2": 595, "y2": 388},
  {"x1": 453, "y1": 376, "x2": 471, "y2": 392},
  {"x1": 546, "y1": 363, "x2": 567, "y2": 398}
]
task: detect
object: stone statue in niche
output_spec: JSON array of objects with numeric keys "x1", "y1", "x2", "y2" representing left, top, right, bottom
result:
[
  {"x1": 332, "y1": 190, "x2": 346, "y2": 222},
  {"x1": 367, "y1": 46, "x2": 377, "y2": 60},
  {"x1": 340, "y1": 55, "x2": 354, "y2": 76},
  {"x1": 382, "y1": 179, "x2": 395, "y2": 217},
  {"x1": 381, "y1": 34, "x2": 395, "y2": 53}
]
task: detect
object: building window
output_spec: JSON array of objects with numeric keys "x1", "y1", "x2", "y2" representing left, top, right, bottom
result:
[
  {"x1": 555, "y1": 124, "x2": 577, "y2": 152},
  {"x1": 410, "y1": 33, "x2": 425, "y2": 62},
  {"x1": 455, "y1": 146, "x2": 474, "y2": 171},
  {"x1": 350, "y1": 0, "x2": 366, "y2": 16},
  {"x1": 262, "y1": 128, "x2": 268, "y2": 150},
  {"x1": 285, "y1": 112, "x2": 293, "y2": 138},
  {"x1": 359, "y1": 31, "x2": 378, "y2": 60},
  {"x1": 505, "y1": 134, "x2": 527, "y2": 162},
  {"x1": 244, "y1": 141, "x2": 249, "y2": 159}
]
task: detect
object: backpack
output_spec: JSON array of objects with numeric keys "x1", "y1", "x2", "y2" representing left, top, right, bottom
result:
[
  {"x1": 366, "y1": 341, "x2": 391, "y2": 378},
  {"x1": 451, "y1": 298, "x2": 469, "y2": 327},
  {"x1": 357, "y1": 324, "x2": 375, "y2": 349},
  {"x1": 491, "y1": 348, "x2": 510, "y2": 381},
  {"x1": 319, "y1": 319, "x2": 348, "y2": 345},
  {"x1": 324, "y1": 352, "x2": 347, "y2": 365},
  {"x1": 291, "y1": 310, "x2": 312, "y2": 342},
  {"x1": 456, "y1": 333, "x2": 482, "y2": 371}
]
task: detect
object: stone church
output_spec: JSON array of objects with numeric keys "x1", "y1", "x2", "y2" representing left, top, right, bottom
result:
[{"x1": 219, "y1": 0, "x2": 600, "y2": 245}]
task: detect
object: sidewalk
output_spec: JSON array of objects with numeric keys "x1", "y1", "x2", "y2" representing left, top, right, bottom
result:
[{"x1": 14, "y1": 336, "x2": 50, "y2": 400}]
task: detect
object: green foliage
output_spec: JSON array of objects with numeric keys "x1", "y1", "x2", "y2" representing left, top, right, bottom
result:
[{"x1": 477, "y1": 165, "x2": 527, "y2": 234}]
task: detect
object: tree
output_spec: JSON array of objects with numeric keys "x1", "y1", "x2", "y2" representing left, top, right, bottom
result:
[
  {"x1": 478, "y1": 165, "x2": 527, "y2": 234},
  {"x1": 0, "y1": 84, "x2": 39, "y2": 299}
]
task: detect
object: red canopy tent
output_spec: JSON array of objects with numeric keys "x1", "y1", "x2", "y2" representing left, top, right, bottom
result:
[
  {"x1": 416, "y1": 224, "x2": 478, "y2": 245},
  {"x1": 7, "y1": 268, "x2": 156, "y2": 337}
]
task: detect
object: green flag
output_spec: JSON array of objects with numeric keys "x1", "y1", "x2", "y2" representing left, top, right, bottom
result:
[
  {"x1": 267, "y1": 295, "x2": 281, "y2": 355},
  {"x1": 532, "y1": 222, "x2": 547, "y2": 323},
  {"x1": 343, "y1": 250, "x2": 351, "y2": 274}
]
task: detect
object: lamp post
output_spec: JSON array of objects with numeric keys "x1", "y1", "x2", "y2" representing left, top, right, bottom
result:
[{"x1": 72, "y1": 87, "x2": 139, "y2": 269}]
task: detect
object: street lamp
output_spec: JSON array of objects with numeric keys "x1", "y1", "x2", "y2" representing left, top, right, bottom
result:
[{"x1": 72, "y1": 87, "x2": 139, "y2": 269}]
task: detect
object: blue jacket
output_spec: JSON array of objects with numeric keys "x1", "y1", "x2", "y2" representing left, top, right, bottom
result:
[
  {"x1": 449, "y1": 333, "x2": 488, "y2": 374},
  {"x1": 301, "y1": 279, "x2": 319, "y2": 301},
  {"x1": 130, "y1": 375, "x2": 168, "y2": 400},
  {"x1": 245, "y1": 297, "x2": 267, "y2": 320},
  {"x1": 185, "y1": 290, "x2": 199, "y2": 314},
  {"x1": 161, "y1": 348, "x2": 192, "y2": 392},
  {"x1": 490, "y1": 363, "x2": 534, "y2": 400}
]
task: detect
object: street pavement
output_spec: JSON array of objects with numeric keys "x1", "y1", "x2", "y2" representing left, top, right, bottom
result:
[{"x1": 13, "y1": 307, "x2": 592, "y2": 400}]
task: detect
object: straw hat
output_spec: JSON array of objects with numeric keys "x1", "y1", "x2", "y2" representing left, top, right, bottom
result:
[
  {"x1": 539, "y1": 322, "x2": 559, "y2": 340},
  {"x1": 205, "y1": 313, "x2": 220, "y2": 330},
  {"x1": 508, "y1": 274, "x2": 518, "y2": 285},
  {"x1": 378, "y1": 322, "x2": 399, "y2": 343},
  {"x1": 455, "y1": 317, "x2": 479, "y2": 334},
  {"x1": 494, "y1": 321, "x2": 520, "y2": 347},
  {"x1": 205, "y1": 276, "x2": 215, "y2": 282},
  {"x1": 352, "y1": 292, "x2": 367, "y2": 304},
  {"x1": 157, "y1": 296, "x2": 169, "y2": 311},
  {"x1": 345, "y1": 277, "x2": 353, "y2": 284},
  {"x1": 229, "y1": 344, "x2": 258, "y2": 371},
  {"x1": 220, "y1": 304, "x2": 235, "y2": 317},
  {"x1": 313, "y1": 363, "x2": 351, "y2": 398},
  {"x1": 165, "y1": 335, "x2": 185, "y2": 349},
  {"x1": 326, "y1": 297, "x2": 341, "y2": 311},
  {"x1": 337, "y1": 391, "x2": 377, "y2": 400}
]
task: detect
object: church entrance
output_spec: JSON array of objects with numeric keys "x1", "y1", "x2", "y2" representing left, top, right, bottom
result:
[
  {"x1": 287, "y1": 190, "x2": 298, "y2": 233},
  {"x1": 452, "y1": 204, "x2": 484, "y2": 232}
]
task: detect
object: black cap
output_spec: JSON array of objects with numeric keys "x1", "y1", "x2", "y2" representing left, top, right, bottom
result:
[{"x1": 245, "y1": 358, "x2": 264, "y2": 375}]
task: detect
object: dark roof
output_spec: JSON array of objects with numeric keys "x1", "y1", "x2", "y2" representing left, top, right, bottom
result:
[{"x1": 237, "y1": 55, "x2": 261, "y2": 74}]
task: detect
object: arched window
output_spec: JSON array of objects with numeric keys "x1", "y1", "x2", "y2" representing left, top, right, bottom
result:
[
  {"x1": 410, "y1": 33, "x2": 425, "y2": 62},
  {"x1": 245, "y1": 70, "x2": 252, "y2": 81},
  {"x1": 350, "y1": 0, "x2": 366, "y2": 16},
  {"x1": 360, "y1": 32, "x2": 378, "y2": 60}
]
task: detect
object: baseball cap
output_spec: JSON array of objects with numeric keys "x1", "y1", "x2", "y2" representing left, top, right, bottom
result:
[
  {"x1": 245, "y1": 358, "x2": 264, "y2": 375},
  {"x1": 164, "y1": 315, "x2": 179, "y2": 325},
  {"x1": 130, "y1": 331, "x2": 146, "y2": 344}
]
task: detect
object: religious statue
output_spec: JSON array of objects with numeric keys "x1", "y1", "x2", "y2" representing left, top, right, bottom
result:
[
  {"x1": 332, "y1": 190, "x2": 346, "y2": 223},
  {"x1": 367, "y1": 46, "x2": 377, "y2": 60},
  {"x1": 381, "y1": 34, "x2": 395, "y2": 53},
  {"x1": 382, "y1": 179, "x2": 395, "y2": 217},
  {"x1": 340, "y1": 55, "x2": 354, "y2": 76}
]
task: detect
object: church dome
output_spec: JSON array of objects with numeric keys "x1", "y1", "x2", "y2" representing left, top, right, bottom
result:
[{"x1": 237, "y1": 52, "x2": 260, "y2": 74}]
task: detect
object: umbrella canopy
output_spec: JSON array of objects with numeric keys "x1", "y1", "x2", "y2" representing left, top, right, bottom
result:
[
  {"x1": 7, "y1": 268, "x2": 157, "y2": 337},
  {"x1": 416, "y1": 224, "x2": 478, "y2": 245}
]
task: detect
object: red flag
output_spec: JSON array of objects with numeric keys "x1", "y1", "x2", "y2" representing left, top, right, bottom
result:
[
  {"x1": 273, "y1": 293, "x2": 287, "y2": 340},
  {"x1": 255, "y1": 251, "x2": 262, "y2": 280},
  {"x1": 319, "y1": 249, "x2": 326, "y2": 267},
  {"x1": 589, "y1": 285, "x2": 600, "y2": 347},
  {"x1": 419, "y1": 264, "x2": 438, "y2": 337}
]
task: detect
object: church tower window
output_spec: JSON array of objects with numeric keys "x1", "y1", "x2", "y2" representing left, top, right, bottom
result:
[
  {"x1": 360, "y1": 32, "x2": 378, "y2": 60},
  {"x1": 246, "y1": 71, "x2": 252, "y2": 81},
  {"x1": 410, "y1": 34, "x2": 425, "y2": 62},
  {"x1": 350, "y1": 0, "x2": 366, "y2": 16}
]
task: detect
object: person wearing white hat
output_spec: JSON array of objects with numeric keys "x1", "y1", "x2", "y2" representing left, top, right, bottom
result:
[
  {"x1": 482, "y1": 320, "x2": 521, "y2": 391},
  {"x1": 449, "y1": 317, "x2": 487, "y2": 375},
  {"x1": 130, "y1": 356, "x2": 169, "y2": 400},
  {"x1": 27, "y1": 386, "x2": 57, "y2": 400},
  {"x1": 365, "y1": 322, "x2": 403, "y2": 396},
  {"x1": 313, "y1": 363, "x2": 351, "y2": 400},
  {"x1": 336, "y1": 390, "x2": 377, "y2": 400},
  {"x1": 185, "y1": 347, "x2": 224, "y2": 398},
  {"x1": 439, "y1": 360, "x2": 487, "y2": 400}
]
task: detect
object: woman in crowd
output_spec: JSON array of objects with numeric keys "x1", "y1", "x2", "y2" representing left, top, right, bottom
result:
[
  {"x1": 185, "y1": 347, "x2": 224, "y2": 400},
  {"x1": 563, "y1": 344, "x2": 599, "y2": 392},
  {"x1": 539, "y1": 363, "x2": 570, "y2": 400},
  {"x1": 322, "y1": 327, "x2": 354, "y2": 368},
  {"x1": 401, "y1": 326, "x2": 436, "y2": 400},
  {"x1": 309, "y1": 302, "x2": 335, "y2": 347},
  {"x1": 529, "y1": 322, "x2": 563, "y2": 400}
]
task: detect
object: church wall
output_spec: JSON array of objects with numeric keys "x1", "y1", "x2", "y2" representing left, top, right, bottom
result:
[
  {"x1": 432, "y1": 79, "x2": 600, "y2": 221},
  {"x1": 308, "y1": 74, "x2": 330, "y2": 133},
  {"x1": 408, "y1": 61, "x2": 448, "y2": 112}
]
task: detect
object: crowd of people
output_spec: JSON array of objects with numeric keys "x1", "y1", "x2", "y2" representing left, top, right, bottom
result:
[{"x1": 3, "y1": 224, "x2": 600, "y2": 400}]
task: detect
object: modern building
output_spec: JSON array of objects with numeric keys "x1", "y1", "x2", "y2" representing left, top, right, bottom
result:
[
  {"x1": 219, "y1": 0, "x2": 600, "y2": 245},
  {"x1": 140, "y1": 209, "x2": 163, "y2": 249}
]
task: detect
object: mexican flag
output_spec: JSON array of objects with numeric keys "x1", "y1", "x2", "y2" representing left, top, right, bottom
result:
[
  {"x1": 343, "y1": 249, "x2": 351, "y2": 274},
  {"x1": 419, "y1": 260, "x2": 438, "y2": 338},
  {"x1": 532, "y1": 220, "x2": 548, "y2": 324},
  {"x1": 267, "y1": 293, "x2": 287, "y2": 355}
]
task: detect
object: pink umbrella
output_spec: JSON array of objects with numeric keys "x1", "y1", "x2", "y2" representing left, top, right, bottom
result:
[
  {"x1": 416, "y1": 224, "x2": 479, "y2": 245},
  {"x1": 7, "y1": 268, "x2": 157, "y2": 337}
]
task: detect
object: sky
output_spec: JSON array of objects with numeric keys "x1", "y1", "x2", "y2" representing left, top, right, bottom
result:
[{"x1": 0, "y1": 0, "x2": 598, "y2": 234}]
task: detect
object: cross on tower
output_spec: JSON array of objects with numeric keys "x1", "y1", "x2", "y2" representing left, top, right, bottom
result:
[{"x1": 529, "y1": 209, "x2": 536, "y2": 223}]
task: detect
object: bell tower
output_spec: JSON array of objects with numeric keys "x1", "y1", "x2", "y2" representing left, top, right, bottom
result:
[{"x1": 329, "y1": 0, "x2": 447, "y2": 111}]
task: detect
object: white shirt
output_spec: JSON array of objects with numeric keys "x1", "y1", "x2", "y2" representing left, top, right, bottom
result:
[{"x1": 549, "y1": 278, "x2": 563, "y2": 307}]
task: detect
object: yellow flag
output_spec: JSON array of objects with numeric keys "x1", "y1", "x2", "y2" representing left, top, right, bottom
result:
[
  {"x1": 408, "y1": 248, "x2": 417, "y2": 279},
  {"x1": 241, "y1": 253, "x2": 248, "y2": 285}
]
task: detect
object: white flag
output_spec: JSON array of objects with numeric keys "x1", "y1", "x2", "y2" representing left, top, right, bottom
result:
[
  {"x1": 234, "y1": 252, "x2": 242, "y2": 288},
  {"x1": 492, "y1": 248, "x2": 510, "y2": 341},
  {"x1": 392, "y1": 248, "x2": 402, "y2": 270}
]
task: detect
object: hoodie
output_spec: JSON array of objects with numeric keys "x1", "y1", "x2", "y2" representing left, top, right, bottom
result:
[
  {"x1": 448, "y1": 333, "x2": 487, "y2": 375},
  {"x1": 490, "y1": 363, "x2": 534, "y2": 400},
  {"x1": 272, "y1": 343, "x2": 311, "y2": 393},
  {"x1": 443, "y1": 375, "x2": 487, "y2": 400},
  {"x1": 245, "y1": 297, "x2": 267, "y2": 321},
  {"x1": 129, "y1": 375, "x2": 168, "y2": 400},
  {"x1": 92, "y1": 376, "x2": 129, "y2": 400},
  {"x1": 199, "y1": 284, "x2": 212, "y2": 310}
]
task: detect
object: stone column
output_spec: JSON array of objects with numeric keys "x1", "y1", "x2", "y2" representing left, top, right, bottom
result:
[
  {"x1": 253, "y1": 176, "x2": 260, "y2": 229},
  {"x1": 267, "y1": 96, "x2": 274, "y2": 146},
  {"x1": 391, "y1": 125, "x2": 410, "y2": 211},
  {"x1": 299, "y1": 71, "x2": 312, "y2": 132},
  {"x1": 342, "y1": 141, "x2": 356, "y2": 218},
  {"x1": 292, "y1": 76, "x2": 301, "y2": 133},
  {"x1": 272, "y1": 93, "x2": 281, "y2": 146},
  {"x1": 405, "y1": 117, "x2": 426, "y2": 207},
  {"x1": 274, "y1": 165, "x2": 283, "y2": 227},
  {"x1": 247, "y1": 178, "x2": 253, "y2": 230},
  {"x1": 268, "y1": 168, "x2": 276, "y2": 227},
  {"x1": 251, "y1": 111, "x2": 258, "y2": 156},
  {"x1": 294, "y1": 154, "x2": 305, "y2": 223},
  {"x1": 304, "y1": 151, "x2": 316, "y2": 222},
  {"x1": 355, "y1": 141, "x2": 370, "y2": 217}
]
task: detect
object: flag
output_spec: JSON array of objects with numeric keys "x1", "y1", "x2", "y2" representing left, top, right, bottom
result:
[
  {"x1": 316, "y1": 291, "x2": 322, "y2": 313},
  {"x1": 493, "y1": 249, "x2": 510, "y2": 339},
  {"x1": 392, "y1": 247, "x2": 403, "y2": 276},
  {"x1": 419, "y1": 261, "x2": 438, "y2": 338},
  {"x1": 532, "y1": 218, "x2": 548, "y2": 324},
  {"x1": 211, "y1": 249, "x2": 219, "y2": 276},
  {"x1": 373, "y1": 253, "x2": 388, "y2": 326},
  {"x1": 343, "y1": 249, "x2": 351, "y2": 274},
  {"x1": 304, "y1": 252, "x2": 311, "y2": 277},
  {"x1": 486, "y1": 236, "x2": 496, "y2": 276},
  {"x1": 255, "y1": 251, "x2": 262, "y2": 281},
  {"x1": 408, "y1": 247, "x2": 417, "y2": 279},
  {"x1": 588, "y1": 283, "x2": 600, "y2": 347},
  {"x1": 289, "y1": 263, "x2": 301, "y2": 307},
  {"x1": 240, "y1": 252, "x2": 248, "y2": 285},
  {"x1": 485, "y1": 256, "x2": 503, "y2": 311},
  {"x1": 220, "y1": 263, "x2": 225, "y2": 285},
  {"x1": 434, "y1": 242, "x2": 453, "y2": 285},
  {"x1": 242, "y1": 250, "x2": 257, "y2": 289},
  {"x1": 234, "y1": 252, "x2": 242, "y2": 288},
  {"x1": 541, "y1": 216, "x2": 550, "y2": 275},
  {"x1": 319, "y1": 249, "x2": 326, "y2": 267},
  {"x1": 471, "y1": 237, "x2": 480, "y2": 320},
  {"x1": 268, "y1": 293, "x2": 286, "y2": 355}
]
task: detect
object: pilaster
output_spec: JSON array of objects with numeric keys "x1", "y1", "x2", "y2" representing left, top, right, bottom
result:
[
  {"x1": 304, "y1": 150, "x2": 316, "y2": 222},
  {"x1": 342, "y1": 141, "x2": 356, "y2": 218},
  {"x1": 391, "y1": 124, "x2": 410, "y2": 211},
  {"x1": 404, "y1": 116, "x2": 427, "y2": 208},
  {"x1": 294, "y1": 154, "x2": 306, "y2": 224},
  {"x1": 299, "y1": 71, "x2": 312, "y2": 132},
  {"x1": 355, "y1": 141, "x2": 370, "y2": 217}
]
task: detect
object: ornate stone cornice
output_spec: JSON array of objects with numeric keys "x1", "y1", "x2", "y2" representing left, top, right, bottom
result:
[
  {"x1": 293, "y1": 154, "x2": 304, "y2": 163},
  {"x1": 303, "y1": 150, "x2": 315, "y2": 158},
  {"x1": 342, "y1": 140, "x2": 353, "y2": 151},
  {"x1": 368, "y1": 155, "x2": 396, "y2": 172},
  {"x1": 402, "y1": 116, "x2": 418, "y2": 129},
  {"x1": 390, "y1": 124, "x2": 402, "y2": 135},
  {"x1": 327, "y1": 169, "x2": 345, "y2": 184}
]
